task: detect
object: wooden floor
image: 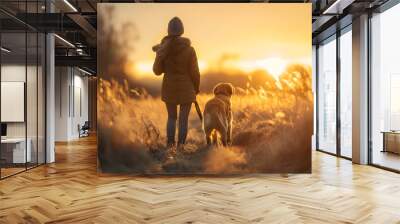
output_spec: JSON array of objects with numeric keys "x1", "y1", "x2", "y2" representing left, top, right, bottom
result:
[
  {"x1": 373, "y1": 150, "x2": 400, "y2": 171},
  {"x1": 1, "y1": 136, "x2": 400, "y2": 223},
  {"x1": 1, "y1": 167, "x2": 26, "y2": 178}
]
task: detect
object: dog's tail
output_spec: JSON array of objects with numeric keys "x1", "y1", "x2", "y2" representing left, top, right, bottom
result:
[{"x1": 193, "y1": 101, "x2": 203, "y2": 121}]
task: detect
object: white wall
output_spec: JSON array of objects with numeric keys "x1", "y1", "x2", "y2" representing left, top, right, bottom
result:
[
  {"x1": 55, "y1": 67, "x2": 70, "y2": 141},
  {"x1": 1, "y1": 65, "x2": 26, "y2": 135},
  {"x1": 1, "y1": 63, "x2": 46, "y2": 164},
  {"x1": 72, "y1": 73, "x2": 89, "y2": 138},
  {"x1": 1, "y1": 65, "x2": 26, "y2": 81},
  {"x1": 1, "y1": 82, "x2": 25, "y2": 122},
  {"x1": 55, "y1": 67, "x2": 89, "y2": 141},
  {"x1": 1, "y1": 65, "x2": 31, "y2": 138}
]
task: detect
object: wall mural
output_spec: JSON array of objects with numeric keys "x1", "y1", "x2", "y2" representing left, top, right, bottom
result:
[{"x1": 97, "y1": 3, "x2": 313, "y2": 174}]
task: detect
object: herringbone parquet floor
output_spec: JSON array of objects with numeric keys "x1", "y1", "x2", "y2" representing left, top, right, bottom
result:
[{"x1": 1, "y1": 136, "x2": 400, "y2": 224}]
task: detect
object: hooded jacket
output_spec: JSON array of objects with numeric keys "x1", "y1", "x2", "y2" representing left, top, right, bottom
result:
[{"x1": 153, "y1": 36, "x2": 200, "y2": 104}]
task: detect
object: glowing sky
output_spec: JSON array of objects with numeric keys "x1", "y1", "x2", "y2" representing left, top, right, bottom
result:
[{"x1": 99, "y1": 3, "x2": 311, "y2": 79}]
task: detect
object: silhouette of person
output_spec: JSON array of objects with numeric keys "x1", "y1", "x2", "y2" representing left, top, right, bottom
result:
[{"x1": 153, "y1": 17, "x2": 200, "y2": 152}]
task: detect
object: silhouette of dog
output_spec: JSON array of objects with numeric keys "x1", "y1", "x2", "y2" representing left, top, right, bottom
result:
[{"x1": 203, "y1": 83, "x2": 234, "y2": 146}]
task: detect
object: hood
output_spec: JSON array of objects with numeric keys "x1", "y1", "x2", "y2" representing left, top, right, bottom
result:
[
  {"x1": 161, "y1": 36, "x2": 191, "y2": 56},
  {"x1": 168, "y1": 17, "x2": 184, "y2": 36}
]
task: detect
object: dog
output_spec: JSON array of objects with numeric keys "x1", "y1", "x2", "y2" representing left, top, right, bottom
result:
[{"x1": 203, "y1": 83, "x2": 234, "y2": 146}]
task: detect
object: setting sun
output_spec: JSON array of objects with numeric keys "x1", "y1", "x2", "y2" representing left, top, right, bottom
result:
[
  {"x1": 130, "y1": 54, "x2": 305, "y2": 83},
  {"x1": 134, "y1": 61, "x2": 153, "y2": 76},
  {"x1": 235, "y1": 57, "x2": 288, "y2": 79},
  {"x1": 109, "y1": 3, "x2": 310, "y2": 82},
  {"x1": 132, "y1": 57, "x2": 288, "y2": 80},
  {"x1": 257, "y1": 58, "x2": 287, "y2": 79}
]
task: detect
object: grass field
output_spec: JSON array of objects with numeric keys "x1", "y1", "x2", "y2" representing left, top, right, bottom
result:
[{"x1": 98, "y1": 66, "x2": 313, "y2": 174}]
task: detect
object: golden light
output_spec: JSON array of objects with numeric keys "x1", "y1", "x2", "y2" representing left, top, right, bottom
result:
[
  {"x1": 255, "y1": 57, "x2": 287, "y2": 79},
  {"x1": 236, "y1": 57, "x2": 287, "y2": 80},
  {"x1": 134, "y1": 61, "x2": 153, "y2": 76},
  {"x1": 123, "y1": 61, "x2": 137, "y2": 78},
  {"x1": 198, "y1": 60, "x2": 208, "y2": 73},
  {"x1": 128, "y1": 57, "x2": 287, "y2": 80}
]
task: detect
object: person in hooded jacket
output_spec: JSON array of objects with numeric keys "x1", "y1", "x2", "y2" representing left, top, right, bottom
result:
[{"x1": 153, "y1": 17, "x2": 200, "y2": 151}]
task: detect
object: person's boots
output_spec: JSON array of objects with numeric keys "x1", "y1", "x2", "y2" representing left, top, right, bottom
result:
[
  {"x1": 165, "y1": 142, "x2": 176, "y2": 160},
  {"x1": 177, "y1": 143, "x2": 185, "y2": 153}
]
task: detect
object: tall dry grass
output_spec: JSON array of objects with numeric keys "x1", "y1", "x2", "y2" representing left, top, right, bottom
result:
[{"x1": 98, "y1": 65, "x2": 313, "y2": 174}]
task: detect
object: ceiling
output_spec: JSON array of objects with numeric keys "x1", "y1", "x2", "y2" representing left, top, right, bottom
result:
[{"x1": 0, "y1": 0, "x2": 392, "y2": 75}]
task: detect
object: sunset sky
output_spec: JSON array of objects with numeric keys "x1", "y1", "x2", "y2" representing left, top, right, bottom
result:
[{"x1": 100, "y1": 3, "x2": 311, "y2": 79}]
